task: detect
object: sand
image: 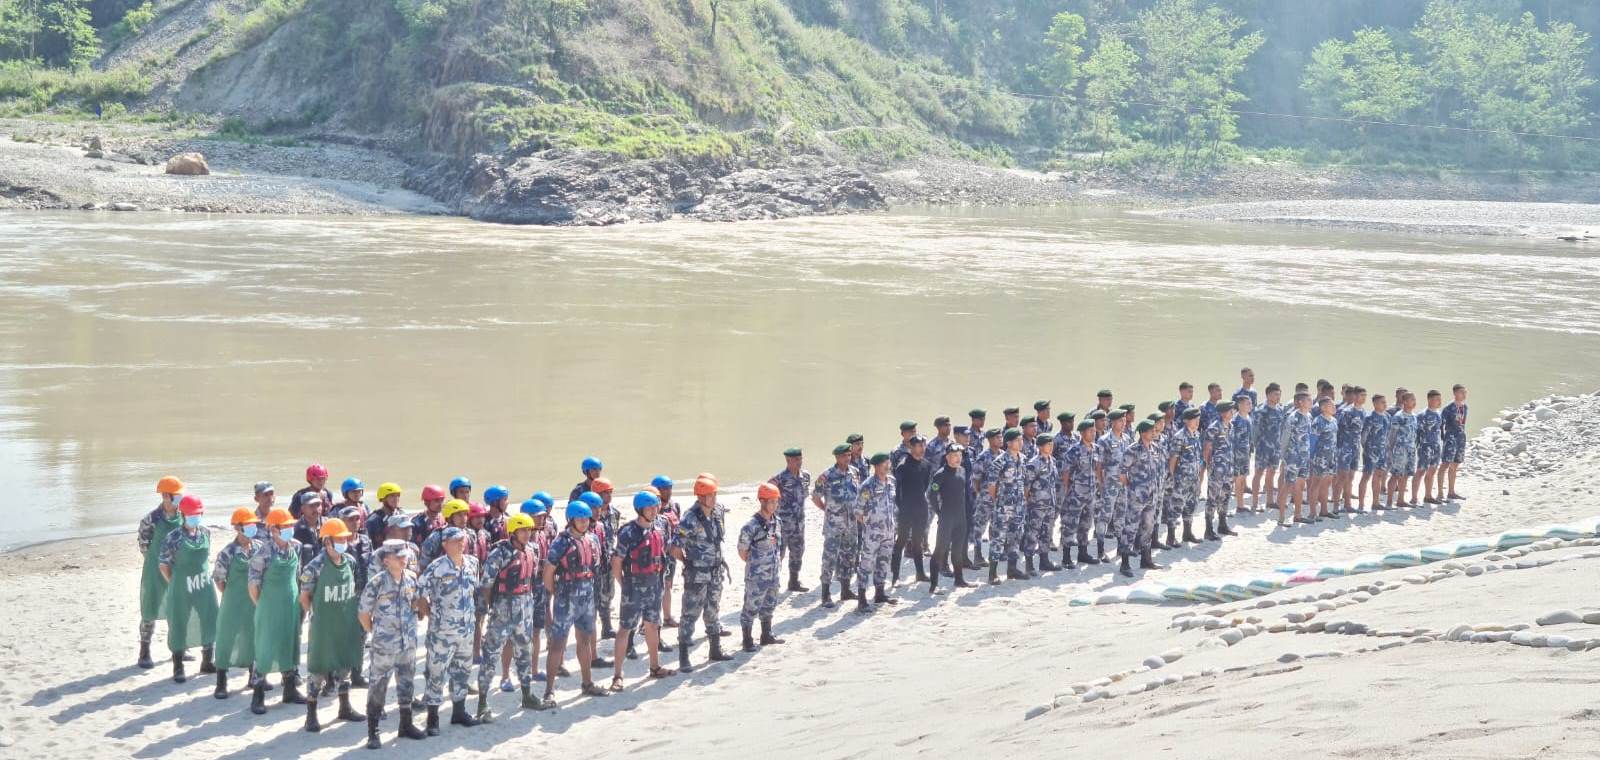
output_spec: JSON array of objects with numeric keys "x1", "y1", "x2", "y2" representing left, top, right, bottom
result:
[{"x1": 3, "y1": 392, "x2": 1599, "y2": 759}]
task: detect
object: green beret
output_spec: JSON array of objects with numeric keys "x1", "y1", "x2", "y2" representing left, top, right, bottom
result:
[
  {"x1": 1119, "y1": 403, "x2": 1136, "y2": 412},
  {"x1": 1076, "y1": 420, "x2": 1095, "y2": 432},
  {"x1": 1158, "y1": 400, "x2": 1174, "y2": 412},
  {"x1": 1020, "y1": 417, "x2": 1038, "y2": 427},
  {"x1": 969, "y1": 408, "x2": 987, "y2": 418},
  {"x1": 1108, "y1": 409, "x2": 1127, "y2": 420},
  {"x1": 783, "y1": 447, "x2": 803, "y2": 457},
  {"x1": 899, "y1": 420, "x2": 918, "y2": 432},
  {"x1": 1136, "y1": 420, "x2": 1155, "y2": 433},
  {"x1": 1089, "y1": 410, "x2": 1107, "y2": 421},
  {"x1": 1097, "y1": 389, "x2": 1113, "y2": 398},
  {"x1": 1216, "y1": 401, "x2": 1235, "y2": 413},
  {"x1": 868, "y1": 452, "x2": 890, "y2": 465},
  {"x1": 1002, "y1": 428, "x2": 1022, "y2": 442},
  {"x1": 1056, "y1": 411, "x2": 1075, "y2": 423},
  {"x1": 1182, "y1": 408, "x2": 1202, "y2": 420},
  {"x1": 846, "y1": 433, "x2": 864, "y2": 444},
  {"x1": 934, "y1": 416, "x2": 951, "y2": 426},
  {"x1": 832, "y1": 443, "x2": 852, "y2": 456},
  {"x1": 1033, "y1": 400, "x2": 1051, "y2": 411},
  {"x1": 1003, "y1": 406, "x2": 1020, "y2": 415},
  {"x1": 1147, "y1": 413, "x2": 1162, "y2": 421},
  {"x1": 983, "y1": 428, "x2": 1002, "y2": 439},
  {"x1": 1037, "y1": 433, "x2": 1055, "y2": 445}
]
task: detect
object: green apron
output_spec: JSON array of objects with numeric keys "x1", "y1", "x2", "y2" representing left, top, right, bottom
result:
[
  {"x1": 306, "y1": 556, "x2": 362, "y2": 674},
  {"x1": 252, "y1": 545, "x2": 301, "y2": 673},
  {"x1": 164, "y1": 530, "x2": 219, "y2": 652},
  {"x1": 139, "y1": 510, "x2": 180, "y2": 622},
  {"x1": 213, "y1": 544, "x2": 255, "y2": 669}
]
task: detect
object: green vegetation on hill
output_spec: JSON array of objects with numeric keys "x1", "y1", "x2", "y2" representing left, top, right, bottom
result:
[{"x1": 4, "y1": 0, "x2": 1600, "y2": 171}]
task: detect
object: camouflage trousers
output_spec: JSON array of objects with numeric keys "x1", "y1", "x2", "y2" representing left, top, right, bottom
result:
[
  {"x1": 1022, "y1": 499, "x2": 1055, "y2": 555},
  {"x1": 777, "y1": 508, "x2": 805, "y2": 574},
  {"x1": 678, "y1": 568, "x2": 724, "y2": 647},
  {"x1": 741, "y1": 560, "x2": 781, "y2": 625},
  {"x1": 1131, "y1": 490, "x2": 1160, "y2": 552},
  {"x1": 819, "y1": 512, "x2": 858, "y2": 590},
  {"x1": 856, "y1": 522, "x2": 895, "y2": 590},
  {"x1": 1171, "y1": 472, "x2": 1202, "y2": 522},
  {"x1": 1058, "y1": 490, "x2": 1092, "y2": 548},
  {"x1": 307, "y1": 668, "x2": 351, "y2": 697},
  {"x1": 620, "y1": 575, "x2": 663, "y2": 630},
  {"x1": 422, "y1": 630, "x2": 471, "y2": 706},
  {"x1": 1206, "y1": 466, "x2": 1234, "y2": 519},
  {"x1": 365, "y1": 646, "x2": 415, "y2": 710},
  {"x1": 969, "y1": 493, "x2": 995, "y2": 549},
  {"x1": 989, "y1": 498, "x2": 1025, "y2": 563},
  {"x1": 1096, "y1": 482, "x2": 1124, "y2": 543},
  {"x1": 477, "y1": 595, "x2": 536, "y2": 693}
]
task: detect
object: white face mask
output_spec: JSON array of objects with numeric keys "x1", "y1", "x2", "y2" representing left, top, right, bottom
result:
[{"x1": 241, "y1": 525, "x2": 259, "y2": 539}]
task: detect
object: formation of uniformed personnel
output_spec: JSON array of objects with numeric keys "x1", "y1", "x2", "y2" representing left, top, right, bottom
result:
[
  {"x1": 738, "y1": 483, "x2": 786, "y2": 649},
  {"x1": 675, "y1": 477, "x2": 734, "y2": 669},
  {"x1": 767, "y1": 449, "x2": 811, "y2": 593},
  {"x1": 476, "y1": 512, "x2": 543, "y2": 718},
  {"x1": 417, "y1": 526, "x2": 481, "y2": 733},
  {"x1": 300, "y1": 520, "x2": 366, "y2": 733},
  {"x1": 612, "y1": 491, "x2": 677, "y2": 685},
  {"x1": 359, "y1": 539, "x2": 428, "y2": 747}
]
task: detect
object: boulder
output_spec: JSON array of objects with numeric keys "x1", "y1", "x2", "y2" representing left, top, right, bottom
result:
[{"x1": 165, "y1": 153, "x2": 211, "y2": 175}]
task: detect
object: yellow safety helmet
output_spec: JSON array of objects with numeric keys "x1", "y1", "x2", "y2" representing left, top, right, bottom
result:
[
  {"x1": 442, "y1": 498, "x2": 470, "y2": 520},
  {"x1": 506, "y1": 513, "x2": 536, "y2": 534},
  {"x1": 375, "y1": 482, "x2": 403, "y2": 501}
]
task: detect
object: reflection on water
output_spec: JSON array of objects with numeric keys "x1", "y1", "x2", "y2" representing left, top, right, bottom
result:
[{"x1": 2, "y1": 207, "x2": 1598, "y2": 547}]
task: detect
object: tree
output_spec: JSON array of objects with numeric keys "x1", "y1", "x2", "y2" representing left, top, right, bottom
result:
[
  {"x1": 44, "y1": 0, "x2": 99, "y2": 69},
  {"x1": 1130, "y1": 0, "x2": 1264, "y2": 158},
  {"x1": 1082, "y1": 34, "x2": 1138, "y2": 153},
  {"x1": 1037, "y1": 11, "x2": 1086, "y2": 93},
  {"x1": 1301, "y1": 28, "x2": 1426, "y2": 123}
]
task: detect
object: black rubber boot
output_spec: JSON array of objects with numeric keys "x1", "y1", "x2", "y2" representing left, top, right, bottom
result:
[
  {"x1": 787, "y1": 568, "x2": 809, "y2": 592},
  {"x1": 626, "y1": 638, "x2": 639, "y2": 660},
  {"x1": 1118, "y1": 553, "x2": 1134, "y2": 578},
  {"x1": 708, "y1": 635, "x2": 733, "y2": 662},
  {"x1": 282, "y1": 672, "x2": 306, "y2": 704},
  {"x1": 250, "y1": 682, "x2": 267, "y2": 715},
  {"x1": 741, "y1": 623, "x2": 758, "y2": 652},
  {"x1": 954, "y1": 560, "x2": 973, "y2": 587},
  {"x1": 172, "y1": 653, "x2": 186, "y2": 683},
  {"x1": 928, "y1": 558, "x2": 942, "y2": 594},
  {"x1": 399, "y1": 707, "x2": 427, "y2": 740},
  {"x1": 1183, "y1": 520, "x2": 1200, "y2": 544},
  {"x1": 1096, "y1": 537, "x2": 1110, "y2": 562},
  {"x1": 451, "y1": 699, "x2": 480, "y2": 727},
  {"x1": 989, "y1": 562, "x2": 1000, "y2": 585},
  {"x1": 1062, "y1": 545, "x2": 1077, "y2": 569},
  {"x1": 839, "y1": 585, "x2": 858, "y2": 602},
  {"x1": 1150, "y1": 527, "x2": 1168, "y2": 550},
  {"x1": 1078, "y1": 543, "x2": 1098, "y2": 566},
  {"x1": 1024, "y1": 555, "x2": 1036, "y2": 576},
  {"x1": 679, "y1": 646, "x2": 695, "y2": 673},
  {"x1": 350, "y1": 664, "x2": 368, "y2": 689},
  {"x1": 913, "y1": 555, "x2": 929, "y2": 583},
  {"x1": 305, "y1": 698, "x2": 322, "y2": 733},
  {"x1": 476, "y1": 691, "x2": 493, "y2": 724},
  {"x1": 971, "y1": 543, "x2": 988, "y2": 568},
  {"x1": 199, "y1": 646, "x2": 216, "y2": 674},
  {"x1": 1039, "y1": 552, "x2": 1060, "y2": 572},
  {"x1": 1218, "y1": 512, "x2": 1237, "y2": 536},
  {"x1": 366, "y1": 712, "x2": 381, "y2": 749},
  {"x1": 1167, "y1": 524, "x2": 1180, "y2": 549},
  {"x1": 821, "y1": 584, "x2": 835, "y2": 609},
  {"x1": 589, "y1": 655, "x2": 612, "y2": 669},
  {"x1": 214, "y1": 669, "x2": 228, "y2": 699},
  {"x1": 759, "y1": 618, "x2": 784, "y2": 645},
  {"x1": 874, "y1": 582, "x2": 898, "y2": 605},
  {"x1": 521, "y1": 684, "x2": 539, "y2": 709},
  {"x1": 1007, "y1": 560, "x2": 1027, "y2": 580},
  {"x1": 1140, "y1": 547, "x2": 1165, "y2": 571},
  {"x1": 138, "y1": 641, "x2": 155, "y2": 669},
  {"x1": 1204, "y1": 516, "x2": 1220, "y2": 541},
  {"x1": 339, "y1": 692, "x2": 366, "y2": 722},
  {"x1": 856, "y1": 591, "x2": 871, "y2": 614},
  {"x1": 425, "y1": 706, "x2": 440, "y2": 736}
]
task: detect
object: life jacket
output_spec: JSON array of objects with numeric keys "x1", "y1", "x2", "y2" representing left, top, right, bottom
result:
[
  {"x1": 493, "y1": 541, "x2": 538, "y2": 595},
  {"x1": 555, "y1": 533, "x2": 597, "y2": 582},
  {"x1": 624, "y1": 527, "x2": 664, "y2": 577},
  {"x1": 468, "y1": 529, "x2": 489, "y2": 565}
]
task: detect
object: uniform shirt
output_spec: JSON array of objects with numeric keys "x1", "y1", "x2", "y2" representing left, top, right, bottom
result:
[
  {"x1": 1124, "y1": 440, "x2": 1165, "y2": 492},
  {"x1": 364, "y1": 507, "x2": 400, "y2": 546},
  {"x1": 1095, "y1": 432, "x2": 1127, "y2": 482},
  {"x1": 293, "y1": 517, "x2": 324, "y2": 566},
  {"x1": 848, "y1": 455, "x2": 869, "y2": 483},
  {"x1": 213, "y1": 538, "x2": 264, "y2": 586},
  {"x1": 569, "y1": 480, "x2": 594, "y2": 502},
  {"x1": 970, "y1": 448, "x2": 998, "y2": 499},
  {"x1": 1035, "y1": 416, "x2": 1055, "y2": 435},
  {"x1": 417, "y1": 554, "x2": 481, "y2": 635},
  {"x1": 367, "y1": 540, "x2": 421, "y2": 579},
  {"x1": 890, "y1": 442, "x2": 912, "y2": 471},
  {"x1": 736, "y1": 513, "x2": 781, "y2": 565},
  {"x1": 1286, "y1": 410, "x2": 1312, "y2": 464},
  {"x1": 1024, "y1": 453, "x2": 1059, "y2": 505},
  {"x1": 1419, "y1": 408, "x2": 1443, "y2": 452},
  {"x1": 1391, "y1": 411, "x2": 1420, "y2": 452},
  {"x1": 1362, "y1": 411, "x2": 1393, "y2": 459},
  {"x1": 359, "y1": 569, "x2": 420, "y2": 650},
  {"x1": 1169, "y1": 427, "x2": 1204, "y2": 475},
  {"x1": 1204, "y1": 420, "x2": 1233, "y2": 472},
  {"x1": 410, "y1": 511, "x2": 446, "y2": 546},
  {"x1": 1234, "y1": 386, "x2": 1259, "y2": 409},
  {"x1": 137, "y1": 506, "x2": 180, "y2": 555},
  {"x1": 893, "y1": 457, "x2": 932, "y2": 515},
  {"x1": 1311, "y1": 414, "x2": 1338, "y2": 461},
  {"x1": 159, "y1": 526, "x2": 211, "y2": 571},
  {"x1": 852, "y1": 475, "x2": 898, "y2": 522},
  {"x1": 987, "y1": 451, "x2": 1026, "y2": 503},
  {"x1": 677, "y1": 503, "x2": 728, "y2": 572},
  {"x1": 1442, "y1": 401, "x2": 1469, "y2": 438},
  {"x1": 652, "y1": 504, "x2": 679, "y2": 562},
  {"x1": 1229, "y1": 414, "x2": 1253, "y2": 461},
  {"x1": 289, "y1": 486, "x2": 334, "y2": 521},
  {"x1": 248, "y1": 537, "x2": 304, "y2": 588},
  {"x1": 1061, "y1": 438, "x2": 1096, "y2": 492},
  {"x1": 1200, "y1": 400, "x2": 1221, "y2": 432},
  {"x1": 928, "y1": 464, "x2": 968, "y2": 517},
  {"x1": 1173, "y1": 399, "x2": 1194, "y2": 425},
  {"x1": 1337, "y1": 405, "x2": 1365, "y2": 451},
  {"x1": 925, "y1": 435, "x2": 953, "y2": 464},
  {"x1": 346, "y1": 533, "x2": 373, "y2": 590},
  {"x1": 768, "y1": 468, "x2": 812, "y2": 518},
  {"x1": 813, "y1": 466, "x2": 860, "y2": 512},
  {"x1": 1253, "y1": 403, "x2": 1286, "y2": 453}
]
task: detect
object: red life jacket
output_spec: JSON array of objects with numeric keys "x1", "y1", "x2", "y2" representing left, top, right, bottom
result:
[
  {"x1": 493, "y1": 541, "x2": 538, "y2": 595},
  {"x1": 468, "y1": 529, "x2": 489, "y2": 565},
  {"x1": 556, "y1": 533, "x2": 596, "y2": 582},
  {"x1": 624, "y1": 528, "x2": 664, "y2": 577}
]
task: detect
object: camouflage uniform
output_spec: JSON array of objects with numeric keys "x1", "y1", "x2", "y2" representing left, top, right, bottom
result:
[
  {"x1": 813, "y1": 466, "x2": 860, "y2": 591},
  {"x1": 1093, "y1": 433, "x2": 1126, "y2": 544},
  {"x1": 1230, "y1": 413, "x2": 1254, "y2": 476},
  {"x1": 1283, "y1": 410, "x2": 1312, "y2": 481},
  {"x1": 737, "y1": 512, "x2": 782, "y2": 626},
  {"x1": 360, "y1": 567, "x2": 419, "y2": 710},
  {"x1": 1336, "y1": 404, "x2": 1365, "y2": 472},
  {"x1": 1417, "y1": 407, "x2": 1443, "y2": 469},
  {"x1": 1168, "y1": 428, "x2": 1204, "y2": 523},
  {"x1": 1387, "y1": 411, "x2": 1419, "y2": 476},
  {"x1": 1058, "y1": 437, "x2": 1095, "y2": 550},
  {"x1": 676, "y1": 503, "x2": 728, "y2": 648},
  {"x1": 368, "y1": 539, "x2": 421, "y2": 579},
  {"x1": 1441, "y1": 401, "x2": 1469, "y2": 464},
  {"x1": 477, "y1": 539, "x2": 541, "y2": 693},
  {"x1": 1204, "y1": 420, "x2": 1234, "y2": 518},
  {"x1": 1022, "y1": 452, "x2": 1059, "y2": 556},
  {"x1": 1125, "y1": 440, "x2": 1165, "y2": 551},
  {"x1": 968, "y1": 447, "x2": 998, "y2": 552},
  {"x1": 769, "y1": 469, "x2": 811, "y2": 575},
  {"x1": 417, "y1": 554, "x2": 481, "y2": 706},
  {"x1": 852, "y1": 474, "x2": 897, "y2": 589},
  {"x1": 1253, "y1": 403, "x2": 1286, "y2": 470},
  {"x1": 1361, "y1": 409, "x2": 1392, "y2": 474},
  {"x1": 546, "y1": 530, "x2": 600, "y2": 639},
  {"x1": 653, "y1": 503, "x2": 681, "y2": 599},
  {"x1": 987, "y1": 452, "x2": 1027, "y2": 563},
  {"x1": 616, "y1": 520, "x2": 666, "y2": 629},
  {"x1": 1310, "y1": 414, "x2": 1339, "y2": 477}
]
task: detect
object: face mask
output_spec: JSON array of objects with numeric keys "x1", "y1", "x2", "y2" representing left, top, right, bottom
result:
[
  {"x1": 241, "y1": 524, "x2": 259, "y2": 539},
  {"x1": 167, "y1": 495, "x2": 183, "y2": 510},
  {"x1": 278, "y1": 527, "x2": 295, "y2": 541},
  {"x1": 185, "y1": 516, "x2": 202, "y2": 529},
  {"x1": 331, "y1": 542, "x2": 348, "y2": 556}
]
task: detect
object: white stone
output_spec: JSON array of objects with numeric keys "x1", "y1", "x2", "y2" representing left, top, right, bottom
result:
[
  {"x1": 1218, "y1": 629, "x2": 1245, "y2": 646},
  {"x1": 1402, "y1": 574, "x2": 1428, "y2": 585},
  {"x1": 1277, "y1": 652, "x2": 1301, "y2": 663},
  {"x1": 1537, "y1": 609, "x2": 1582, "y2": 626},
  {"x1": 1544, "y1": 635, "x2": 1572, "y2": 649},
  {"x1": 1025, "y1": 705, "x2": 1051, "y2": 720},
  {"x1": 1161, "y1": 648, "x2": 1184, "y2": 663},
  {"x1": 1465, "y1": 565, "x2": 1485, "y2": 577},
  {"x1": 1581, "y1": 611, "x2": 1600, "y2": 625},
  {"x1": 1143, "y1": 656, "x2": 1166, "y2": 670},
  {"x1": 1445, "y1": 624, "x2": 1472, "y2": 641}
]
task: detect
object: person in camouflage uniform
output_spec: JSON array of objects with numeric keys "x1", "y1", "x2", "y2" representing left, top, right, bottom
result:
[
  {"x1": 768, "y1": 448, "x2": 812, "y2": 593},
  {"x1": 1387, "y1": 391, "x2": 1421, "y2": 508},
  {"x1": 1059, "y1": 421, "x2": 1098, "y2": 568},
  {"x1": 812, "y1": 444, "x2": 861, "y2": 608},
  {"x1": 1416, "y1": 389, "x2": 1445, "y2": 505},
  {"x1": 1360, "y1": 394, "x2": 1393, "y2": 510},
  {"x1": 968, "y1": 429, "x2": 1002, "y2": 569},
  {"x1": 1251, "y1": 383, "x2": 1287, "y2": 511},
  {"x1": 475, "y1": 513, "x2": 543, "y2": 721},
  {"x1": 1023, "y1": 434, "x2": 1061, "y2": 573},
  {"x1": 852, "y1": 453, "x2": 899, "y2": 611},
  {"x1": 987, "y1": 428, "x2": 1029, "y2": 583},
  {"x1": 1094, "y1": 411, "x2": 1130, "y2": 564},
  {"x1": 738, "y1": 483, "x2": 786, "y2": 649},
  {"x1": 611, "y1": 491, "x2": 676, "y2": 687},
  {"x1": 1202, "y1": 401, "x2": 1238, "y2": 540},
  {"x1": 1335, "y1": 388, "x2": 1366, "y2": 511},
  {"x1": 846, "y1": 433, "x2": 869, "y2": 481},
  {"x1": 359, "y1": 540, "x2": 428, "y2": 748},
  {"x1": 1230, "y1": 394, "x2": 1256, "y2": 516},
  {"x1": 1310, "y1": 396, "x2": 1341, "y2": 519},
  {"x1": 1279, "y1": 391, "x2": 1314, "y2": 526},
  {"x1": 417, "y1": 527, "x2": 482, "y2": 734},
  {"x1": 1125, "y1": 420, "x2": 1166, "y2": 576},
  {"x1": 138, "y1": 478, "x2": 186, "y2": 669},
  {"x1": 646, "y1": 478, "x2": 680, "y2": 629},
  {"x1": 675, "y1": 477, "x2": 733, "y2": 671}
]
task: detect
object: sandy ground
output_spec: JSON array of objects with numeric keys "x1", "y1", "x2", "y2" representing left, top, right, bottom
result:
[
  {"x1": 2, "y1": 392, "x2": 1599, "y2": 758},
  {"x1": 1157, "y1": 199, "x2": 1600, "y2": 238}
]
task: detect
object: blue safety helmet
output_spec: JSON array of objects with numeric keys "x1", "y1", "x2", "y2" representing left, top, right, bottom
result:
[
  {"x1": 520, "y1": 498, "x2": 548, "y2": 516},
  {"x1": 632, "y1": 491, "x2": 661, "y2": 510},
  {"x1": 449, "y1": 476, "x2": 471, "y2": 494},
  {"x1": 578, "y1": 491, "x2": 603, "y2": 509},
  {"x1": 580, "y1": 456, "x2": 603, "y2": 473},
  {"x1": 531, "y1": 490, "x2": 553, "y2": 508},
  {"x1": 483, "y1": 485, "x2": 509, "y2": 505},
  {"x1": 649, "y1": 475, "x2": 673, "y2": 490},
  {"x1": 340, "y1": 477, "x2": 364, "y2": 495},
  {"x1": 566, "y1": 501, "x2": 593, "y2": 520}
]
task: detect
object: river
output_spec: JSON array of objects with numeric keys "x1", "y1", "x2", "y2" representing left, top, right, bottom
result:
[{"x1": 3, "y1": 207, "x2": 1599, "y2": 548}]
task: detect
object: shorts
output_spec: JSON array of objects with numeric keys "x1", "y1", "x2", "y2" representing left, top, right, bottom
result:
[
  {"x1": 1255, "y1": 442, "x2": 1282, "y2": 469},
  {"x1": 1388, "y1": 447, "x2": 1417, "y2": 477},
  {"x1": 1231, "y1": 448, "x2": 1251, "y2": 474},
  {"x1": 529, "y1": 593, "x2": 548, "y2": 630},
  {"x1": 1281, "y1": 456, "x2": 1307, "y2": 482},
  {"x1": 1442, "y1": 434, "x2": 1466, "y2": 464},
  {"x1": 1310, "y1": 454, "x2": 1337, "y2": 477},
  {"x1": 1337, "y1": 445, "x2": 1360, "y2": 472},
  {"x1": 1418, "y1": 445, "x2": 1441, "y2": 469},
  {"x1": 1363, "y1": 446, "x2": 1388, "y2": 474},
  {"x1": 619, "y1": 577, "x2": 663, "y2": 630},
  {"x1": 548, "y1": 587, "x2": 596, "y2": 640}
]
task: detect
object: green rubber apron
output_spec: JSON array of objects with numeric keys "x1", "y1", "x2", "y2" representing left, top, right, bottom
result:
[
  {"x1": 306, "y1": 556, "x2": 362, "y2": 674},
  {"x1": 139, "y1": 510, "x2": 180, "y2": 622},
  {"x1": 252, "y1": 545, "x2": 301, "y2": 673},
  {"x1": 164, "y1": 530, "x2": 219, "y2": 652},
  {"x1": 213, "y1": 543, "x2": 256, "y2": 669}
]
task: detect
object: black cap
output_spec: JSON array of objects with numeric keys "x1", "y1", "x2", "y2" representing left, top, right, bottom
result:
[
  {"x1": 1033, "y1": 400, "x2": 1050, "y2": 411},
  {"x1": 969, "y1": 408, "x2": 987, "y2": 418},
  {"x1": 783, "y1": 447, "x2": 802, "y2": 457},
  {"x1": 1089, "y1": 410, "x2": 1107, "y2": 421},
  {"x1": 1119, "y1": 403, "x2": 1136, "y2": 412},
  {"x1": 984, "y1": 428, "x2": 1002, "y2": 439},
  {"x1": 1002, "y1": 428, "x2": 1022, "y2": 442},
  {"x1": 1021, "y1": 417, "x2": 1038, "y2": 428},
  {"x1": 934, "y1": 416, "x2": 951, "y2": 426},
  {"x1": 1136, "y1": 420, "x2": 1155, "y2": 433},
  {"x1": 846, "y1": 433, "x2": 864, "y2": 444},
  {"x1": 1108, "y1": 409, "x2": 1127, "y2": 420},
  {"x1": 1158, "y1": 400, "x2": 1174, "y2": 412},
  {"x1": 1216, "y1": 401, "x2": 1236, "y2": 413},
  {"x1": 1037, "y1": 433, "x2": 1055, "y2": 445}
]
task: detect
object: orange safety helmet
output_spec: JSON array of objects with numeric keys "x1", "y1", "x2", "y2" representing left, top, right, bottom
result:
[
  {"x1": 692, "y1": 477, "x2": 718, "y2": 497},
  {"x1": 590, "y1": 477, "x2": 614, "y2": 494},
  {"x1": 319, "y1": 520, "x2": 352, "y2": 540},
  {"x1": 264, "y1": 507, "x2": 294, "y2": 527},
  {"x1": 157, "y1": 476, "x2": 184, "y2": 495},
  {"x1": 231, "y1": 507, "x2": 261, "y2": 526},
  {"x1": 696, "y1": 472, "x2": 718, "y2": 485},
  {"x1": 756, "y1": 482, "x2": 780, "y2": 501}
]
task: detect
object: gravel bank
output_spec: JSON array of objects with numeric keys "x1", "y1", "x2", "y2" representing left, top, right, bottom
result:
[{"x1": 1158, "y1": 199, "x2": 1600, "y2": 238}]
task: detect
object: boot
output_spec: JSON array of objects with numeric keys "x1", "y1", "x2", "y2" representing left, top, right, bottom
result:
[
  {"x1": 759, "y1": 618, "x2": 784, "y2": 645},
  {"x1": 708, "y1": 635, "x2": 734, "y2": 662},
  {"x1": 1007, "y1": 560, "x2": 1027, "y2": 581},
  {"x1": 1024, "y1": 555, "x2": 1036, "y2": 576},
  {"x1": 1078, "y1": 543, "x2": 1098, "y2": 566},
  {"x1": 874, "y1": 582, "x2": 898, "y2": 605},
  {"x1": 989, "y1": 562, "x2": 1000, "y2": 585},
  {"x1": 928, "y1": 566, "x2": 940, "y2": 595},
  {"x1": 1183, "y1": 519, "x2": 1200, "y2": 544},
  {"x1": 1140, "y1": 547, "x2": 1165, "y2": 571},
  {"x1": 350, "y1": 664, "x2": 368, "y2": 689},
  {"x1": 953, "y1": 561, "x2": 973, "y2": 588},
  {"x1": 599, "y1": 613, "x2": 615, "y2": 641},
  {"x1": 912, "y1": 555, "x2": 929, "y2": 583},
  {"x1": 1150, "y1": 527, "x2": 1167, "y2": 551},
  {"x1": 520, "y1": 684, "x2": 539, "y2": 710},
  {"x1": 1096, "y1": 537, "x2": 1110, "y2": 562},
  {"x1": 305, "y1": 698, "x2": 322, "y2": 733},
  {"x1": 281, "y1": 672, "x2": 306, "y2": 705},
  {"x1": 1118, "y1": 552, "x2": 1133, "y2": 578},
  {"x1": 1039, "y1": 552, "x2": 1060, "y2": 572},
  {"x1": 214, "y1": 670, "x2": 228, "y2": 700},
  {"x1": 839, "y1": 585, "x2": 858, "y2": 602},
  {"x1": 741, "y1": 623, "x2": 758, "y2": 652},
  {"x1": 451, "y1": 699, "x2": 480, "y2": 727},
  {"x1": 1062, "y1": 546, "x2": 1077, "y2": 570},
  {"x1": 138, "y1": 641, "x2": 155, "y2": 669},
  {"x1": 1167, "y1": 524, "x2": 1180, "y2": 549},
  {"x1": 1218, "y1": 512, "x2": 1237, "y2": 536},
  {"x1": 787, "y1": 568, "x2": 809, "y2": 593},
  {"x1": 821, "y1": 584, "x2": 835, "y2": 609},
  {"x1": 367, "y1": 712, "x2": 381, "y2": 749},
  {"x1": 172, "y1": 653, "x2": 187, "y2": 683},
  {"x1": 398, "y1": 707, "x2": 427, "y2": 740},
  {"x1": 425, "y1": 706, "x2": 440, "y2": 736},
  {"x1": 626, "y1": 639, "x2": 639, "y2": 660},
  {"x1": 679, "y1": 646, "x2": 695, "y2": 674},
  {"x1": 1204, "y1": 516, "x2": 1220, "y2": 541},
  {"x1": 199, "y1": 646, "x2": 216, "y2": 674},
  {"x1": 338, "y1": 691, "x2": 366, "y2": 722},
  {"x1": 250, "y1": 682, "x2": 267, "y2": 715},
  {"x1": 971, "y1": 543, "x2": 988, "y2": 568},
  {"x1": 476, "y1": 691, "x2": 494, "y2": 724},
  {"x1": 856, "y1": 592, "x2": 871, "y2": 614}
]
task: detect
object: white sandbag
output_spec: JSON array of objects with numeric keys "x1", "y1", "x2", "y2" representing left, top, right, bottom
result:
[
  {"x1": 1127, "y1": 585, "x2": 1167, "y2": 604},
  {"x1": 1541, "y1": 525, "x2": 1583, "y2": 541},
  {"x1": 1420, "y1": 544, "x2": 1455, "y2": 563},
  {"x1": 1163, "y1": 585, "x2": 1195, "y2": 602},
  {"x1": 1218, "y1": 580, "x2": 1253, "y2": 601},
  {"x1": 1350, "y1": 555, "x2": 1385, "y2": 573},
  {"x1": 1189, "y1": 583, "x2": 1223, "y2": 602},
  {"x1": 1382, "y1": 549, "x2": 1423, "y2": 568},
  {"x1": 1247, "y1": 576, "x2": 1284, "y2": 595},
  {"x1": 1096, "y1": 590, "x2": 1132, "y2": 605},
  {"x1": 1493, "y1": 530, "x2": 1538, "y2": 549},
  {"x1": 1315, "y1": 564, "x2": 1350, "y2": 579},
  {"x1": 1449, "y1": 540, "x2": 1490, "y2": 558},
  {"x1": 1070, "y1": 595, "x2": 1094, "y2": 607}
]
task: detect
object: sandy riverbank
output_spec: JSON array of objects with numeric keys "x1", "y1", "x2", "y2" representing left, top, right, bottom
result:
[
  {"x1": 2, "y1": 391, "x2": 1598, "y2": 758},
  {"x1": 1158, "y1": 198, "x2": 1600, "y2": 238}
]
